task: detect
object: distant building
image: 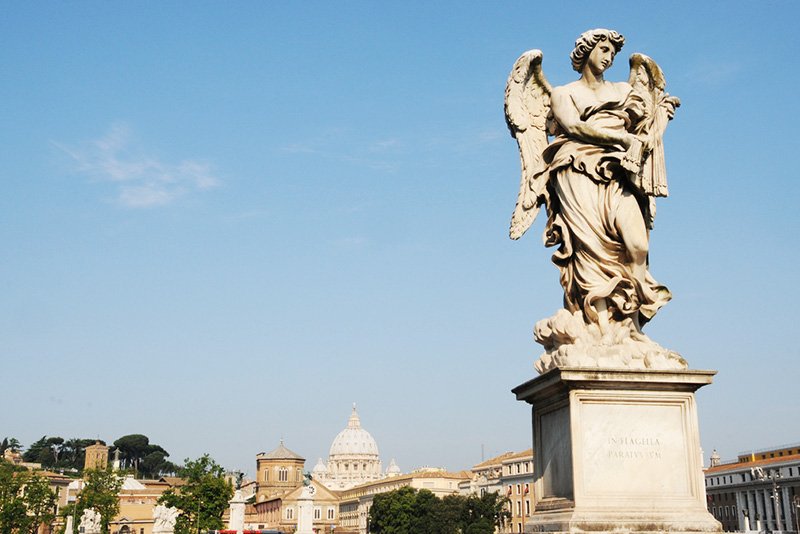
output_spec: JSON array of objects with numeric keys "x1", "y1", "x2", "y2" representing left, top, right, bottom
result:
[
  {"x1": 459, "y1": 449, "x2": 533, "y2": 534},
  {"x1": 65, "y1": 474, "x2": 178, "y2": 534},
  {"x1": 3, "y1": 448, "x2": 42, "y2": 470},
  {"x1": 337, "y1": 468, "x2": 469, "y2": 534},
  {"x1": 312, "y1": 405, "x2": 392, "y2": 491},
  {"x1": 84, "y1": 441, "x2": 109, "y2": 471},
  {"x1": 254, "y1": 440, "x2": 306, "y2": 503},
  {"x1": 704, "y1": 443, "x2": 800, "y2": 532},
  {"x1": 499, "y1": 450, "x2": 534, "y2": 534},
  {"x1": 251, "y1": 479, "x2": 340, "y2": 534},
  {"x1": 111, "y1": 477, "x2": 173, "y2": 534}
]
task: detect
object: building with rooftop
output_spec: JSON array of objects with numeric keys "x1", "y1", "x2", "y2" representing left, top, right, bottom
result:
[
  {"x1": 312, "y1": 405, "x2": 396, "y2": 491},
  {"x1": 704, "y1": 443, "x2": 800, "y2": 532},
  {"x1": 458, "y1": 449, "x2": 533, "y2": 534}
]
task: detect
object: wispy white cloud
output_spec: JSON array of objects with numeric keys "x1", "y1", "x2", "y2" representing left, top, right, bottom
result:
[{"x1": 54, "y1": 123, "x2": 221, "y2": 208}]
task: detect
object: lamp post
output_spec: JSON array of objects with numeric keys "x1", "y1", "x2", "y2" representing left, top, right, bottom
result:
[{"x1": 751, "y1": 467, "x2": 783, "y2": 532}]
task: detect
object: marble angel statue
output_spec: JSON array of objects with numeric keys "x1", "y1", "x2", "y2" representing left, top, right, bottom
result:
[
  {"x1": 79, "y1": 508, "x2": 102, "y2": 534},
  {"x1": 153, "y1": 504, "x2": 179, "y2": 533},
  {"x1": 505, "y1": 29, "x2": 687, "y2": 373}
]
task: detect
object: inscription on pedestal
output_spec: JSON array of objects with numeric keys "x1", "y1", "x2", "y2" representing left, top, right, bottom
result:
[
  {"x1": 606, "y1": 436, "x2": 663, "y2": 459},
  {"x1": 578, "y1": 397, "x2": 692, "y2": 499}
]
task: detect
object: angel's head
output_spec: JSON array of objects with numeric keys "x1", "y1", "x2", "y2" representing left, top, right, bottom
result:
[{"x1": 570, "y1": 28, "x2": 625, "y2": 73}]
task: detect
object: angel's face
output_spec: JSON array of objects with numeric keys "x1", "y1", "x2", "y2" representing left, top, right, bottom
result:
[{"x1": 586, "y1": 40, "x2": 616, "y2": 75}]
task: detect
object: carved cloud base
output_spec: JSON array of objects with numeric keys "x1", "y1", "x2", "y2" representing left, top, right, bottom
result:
[
  {"x1": 533, "y1": 309, "x2": 688, "y2": 374},
  {"x1": 512, "y1": 368, "x2": 721, "y2": 534}
]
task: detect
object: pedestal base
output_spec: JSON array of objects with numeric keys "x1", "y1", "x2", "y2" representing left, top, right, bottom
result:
[{"x1": 512, "y1": 368, "x2": 722, "y2": 534}]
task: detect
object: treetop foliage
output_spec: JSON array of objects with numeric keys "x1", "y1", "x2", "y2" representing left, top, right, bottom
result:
[
  {"x1": 6, "y1": 433, "x2": 176, "y2": 478},
  {"x1": 157, "y1": 454, "x2": 233, "y2": 534},
  {"x1": 0, "y1": 459, "x2": 58, "y2": 534},
  {"x1": 368, "y1": 486, "x2": 509, "y2": 534}
]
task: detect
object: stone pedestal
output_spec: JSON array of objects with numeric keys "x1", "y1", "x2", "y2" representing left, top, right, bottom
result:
[
  {"x1": 512, "y1": 368, "x2": 722, "y2": 534},
  {"x1": 227, "y1": 490, "x2": 246, "y2": 534},
  {"x1": 295, "y1": 487, "x2": 315, "y2": 534}
]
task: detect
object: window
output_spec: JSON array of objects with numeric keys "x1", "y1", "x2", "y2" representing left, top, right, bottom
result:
[
  {"x1": 516, "y1": 501, "x2": 521, "y2": 516},
  {"x1": 516, "y1": 484, "x2": 521, "y2": 495},
  {"x1": 278, "y1": 467, "x2": 288, "y2": 482},
  {"x1": 525, "y1": 500, "x2": 530, "y2": 515},
  {"x1": 264, "y1": 470, "x2": 269, "y2": 481},
  {"x1": 314, "y1": 507, "x2": 321, "y2": 520},
  {"x1": 286, "y1": 507, "x2": 294, "y2": 520},
  {"x1": 327, "y1": 507, "x2": 335, "y2": 520}
]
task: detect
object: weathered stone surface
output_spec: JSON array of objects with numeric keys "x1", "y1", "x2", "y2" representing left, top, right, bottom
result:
[{"x1": 513, "y1": 368, "x2": 722, "y2": 533}]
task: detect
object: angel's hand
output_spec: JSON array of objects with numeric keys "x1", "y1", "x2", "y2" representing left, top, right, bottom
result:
[
  {"x1": 663, "y1": 95, "x2": 681, "y2": 119},
  {"x1": 621, "y1": 133, "x2": 647, "y2": 151},
  {"x1": 621, "y1": 133, "x2": 651, "y2": 156}
]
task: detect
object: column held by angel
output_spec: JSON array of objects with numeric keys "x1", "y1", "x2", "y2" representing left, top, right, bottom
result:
[{"x1": 505, "y1": 29, "x2": 687, "y2": 373}]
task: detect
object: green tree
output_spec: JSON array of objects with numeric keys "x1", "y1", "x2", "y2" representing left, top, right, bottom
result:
[
  {"x1": 430, "y1": 494, "x2": 465, "y2": 534},
  {"x1": 464, "y1": 518, "x2": 495, "y2": 534},
  {"x1": 76, "y1": 468, "x2": 123, "y2": 534},
  {"x1": 113, "y1": 435, "x2": 175, "y2": 478},
  {"x1": 22, "y1": 436, "x2": 66, "y2": 468},
  {"x1": 113, "y1": 435, "x2": 150, "y2": 473},
  {"x1": 23, "y1": 472, "x2": 58, "y2": 534},
  {"x1": 139, "y1": 447, "x2": 176, "y2": 479},
  {"x1": 55, "y1": 438, "x2": 98, "y2": 472},
  {"x1": 1, "y1": 438, "x2": 22, "y2": 454},
  {"x1": 368, "y1": 485, "x2": 417, "y2": 534},
  {"x1": 0, "y1": 459, "x2": 28, "y2": 534},
  {"x1": 369, "y1": 486, "x2": 510, "y2": 534},
  {"x1": 461, "y1": 491, "x2": 509, "y2": 532},
  {"x1": 157, "y1": 455, "x2": 232, "y2": 534}
]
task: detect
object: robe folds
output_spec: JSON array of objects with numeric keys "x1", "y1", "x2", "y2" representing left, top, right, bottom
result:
[{"x1": 541, "y1": 90, "x2": 671, "y2": 324}]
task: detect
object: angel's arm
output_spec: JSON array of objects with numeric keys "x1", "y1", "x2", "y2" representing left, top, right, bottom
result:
[{"x1": 550, "y1": 86, "x2": 635, "y2": 148}]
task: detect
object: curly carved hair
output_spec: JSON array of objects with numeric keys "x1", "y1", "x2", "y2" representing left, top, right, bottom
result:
[{"x1": 570, "y1": 28, "x2": 625, "y2": 72}]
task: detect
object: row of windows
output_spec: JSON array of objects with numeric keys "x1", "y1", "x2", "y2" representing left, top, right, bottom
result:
[
  {"x1": 286, "y1": 506, "x2": 336, "y2": 520},
  {"x1": 506, "y1": 483, "x2": 530, "y2": 496},
  {"x1": 263, "y1": 466, "x2": 303, "y2": 482},
  {"x1": 504, "y1": 461, "x2": 533, "y2": 476},
  {"x1": 332, "y1": 462, "x2": 372, "y2": 471},
  {"x1": 707, "y1": 465, "x2": 798, "y2": 487},
  {"x1": 711, "y1": 505, "x2": 737, "y2": 519}
]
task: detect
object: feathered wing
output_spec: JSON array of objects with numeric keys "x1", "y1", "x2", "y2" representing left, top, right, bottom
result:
[
  {"x1": 628, "y1": 53, "x2": 680, "y2": 202},
  {"x1": 505, "y1": 50, "x2": 552, "y2": 240}
]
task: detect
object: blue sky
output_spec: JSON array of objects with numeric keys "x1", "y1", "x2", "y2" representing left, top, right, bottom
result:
[{"x1": 1, "y1": 2, "x2": 798, "y2": 477}]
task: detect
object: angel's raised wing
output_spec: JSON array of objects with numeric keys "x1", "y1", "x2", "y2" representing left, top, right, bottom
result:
[
  {"x1": 505, "y1": 50, "x2": 552, "y2": 240},
  {"x1": 628, "y1": 53, "x2": 680, "y2": 200}
]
